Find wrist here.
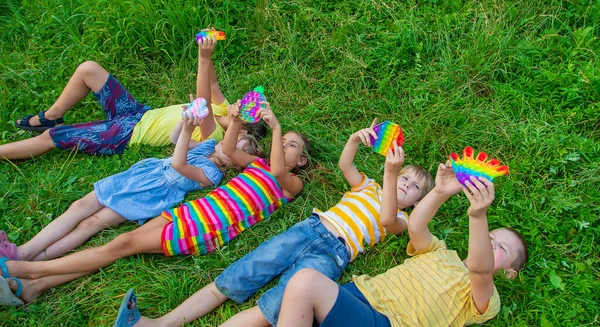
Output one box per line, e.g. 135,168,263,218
432,186,453,198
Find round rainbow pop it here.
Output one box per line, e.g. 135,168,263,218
181,98,209,120
449,146,509,186
239,86,266,124
369,121,405,156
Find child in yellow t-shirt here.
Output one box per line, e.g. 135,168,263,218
276,162,528,327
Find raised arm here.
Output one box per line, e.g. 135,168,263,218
408,162,462,251
339,119,378,187
463,177,496,314
380,143,407,235
259,104,304,197
169,99,201,149
222,101,259,168
195,35,217,141
170,117,214,187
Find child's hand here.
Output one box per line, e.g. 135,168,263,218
433,161,463,196
463,177,495,218
350,118,378,147
227,100,243,121
257,102,280,130
384,143,405,173
197,34,216,58
182,94,204,131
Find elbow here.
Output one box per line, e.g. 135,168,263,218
271,168,287,179
171,161,185,172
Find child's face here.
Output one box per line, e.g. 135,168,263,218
282,132,307,171
395,170,426,209
490,228,522,278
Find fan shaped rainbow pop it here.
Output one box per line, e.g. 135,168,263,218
449,146,509,186
195,28,226,42
239,86,267,124
181,98,209,120
369,121,405,156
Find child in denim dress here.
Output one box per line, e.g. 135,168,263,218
0,37,309,308
109,120,434,327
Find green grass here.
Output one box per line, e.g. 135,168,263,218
1,0,599,325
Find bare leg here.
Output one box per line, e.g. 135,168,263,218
17,61,109,126
17,191,104,260
6,271,91,303
0,129,56,160
4,218,167,279
276,269,339,326
31,207,128,261
134,282,229,327
220,306,270,327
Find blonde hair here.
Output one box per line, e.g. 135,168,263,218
228,135,264,171
399,165,434,202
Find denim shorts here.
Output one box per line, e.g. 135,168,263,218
49,74,151,155
215,214,350,326
320,282,391,327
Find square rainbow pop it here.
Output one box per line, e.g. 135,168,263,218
239,86,266,124
181,98,209,120
449,146,509,186
195,28,226,42
369,121,405,156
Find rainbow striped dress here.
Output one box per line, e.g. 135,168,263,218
160,158,293,256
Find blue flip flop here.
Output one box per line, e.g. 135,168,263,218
114,289,141,327
0,257,11,278
0,277,24,306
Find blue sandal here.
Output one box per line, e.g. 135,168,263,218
0,277,24,306
15,111,64,132
0,257,11,278
114,289,141,327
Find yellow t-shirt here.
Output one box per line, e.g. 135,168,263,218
353,236,501,326
129,101,229,146
314,173,408,261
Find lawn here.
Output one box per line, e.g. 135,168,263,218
0,0,598,326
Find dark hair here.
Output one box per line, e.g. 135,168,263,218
502,227,528,270
398,165,434,202
243,121,267,140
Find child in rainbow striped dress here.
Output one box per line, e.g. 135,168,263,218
0,36,309,306
111,119,435,327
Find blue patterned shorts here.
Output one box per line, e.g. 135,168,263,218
48,74,151,155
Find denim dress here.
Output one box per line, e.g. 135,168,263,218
94,139,223,224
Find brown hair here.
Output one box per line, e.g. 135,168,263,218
502,227,529,270
398,165,434,202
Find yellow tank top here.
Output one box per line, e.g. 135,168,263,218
129,100,229,146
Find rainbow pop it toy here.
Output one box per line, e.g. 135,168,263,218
181,98,209,120
239,86,267,123
369,121,405,156
449,146,509,186
195,28,226,42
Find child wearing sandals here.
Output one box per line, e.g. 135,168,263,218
276,164,528,327
0,80,310,306
0,28,264,160
110,120,434,327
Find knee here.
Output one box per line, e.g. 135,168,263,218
39,130,54,146
286,268,323,296
77,61,101,73
104,232,136,256
75,216,106,234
